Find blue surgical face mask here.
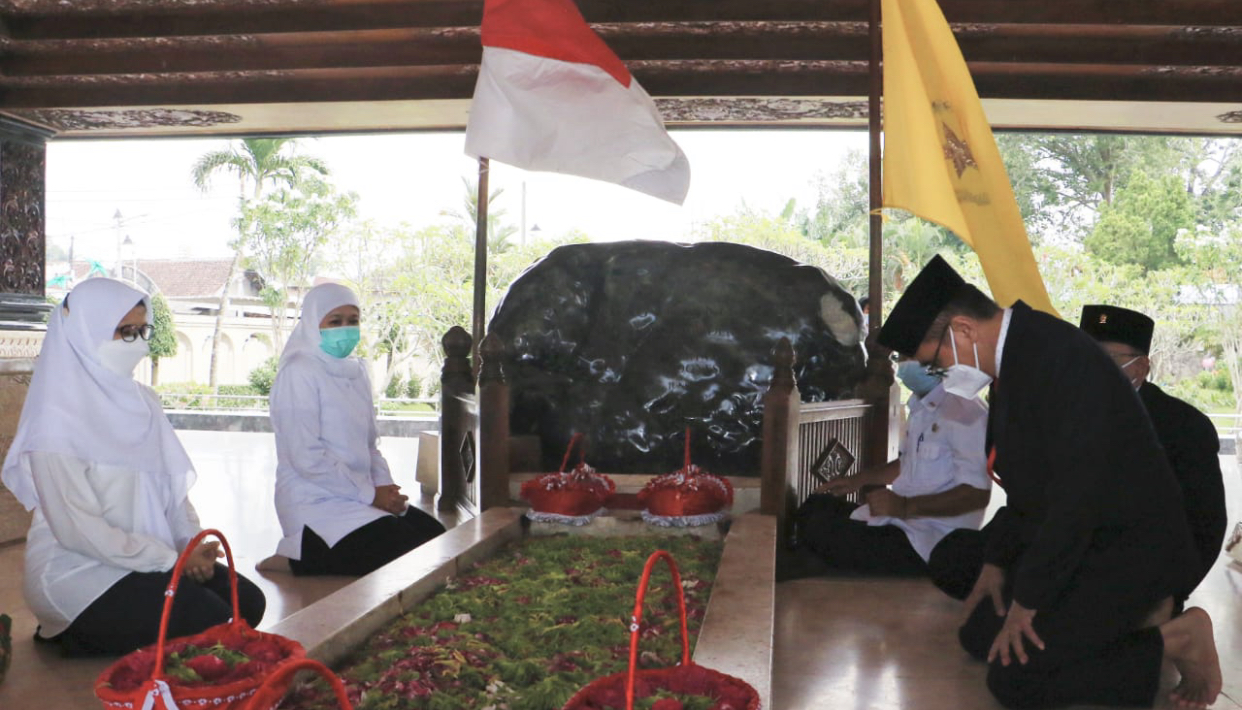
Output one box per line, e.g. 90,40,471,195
320,326,361,359
897,360,942,398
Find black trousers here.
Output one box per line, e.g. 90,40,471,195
48,563,266,657
793,493,928,575
928,527,987,600
957,540,1169,709
290,507,447,576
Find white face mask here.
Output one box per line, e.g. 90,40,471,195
97,338,149,378
941,328,992,399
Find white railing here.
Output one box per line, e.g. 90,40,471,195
1207,413,1241,437
158,392,439,416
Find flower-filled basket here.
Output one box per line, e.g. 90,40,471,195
639,430,733,527
245,658,353,710
95,529,305,710
561,551,760,710
521,433,615,525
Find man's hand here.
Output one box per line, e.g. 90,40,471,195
184,541,222,584
373,484,409,515
960,563,1007,626
988,600,1044,666
816,474,864,496
865,488,908,518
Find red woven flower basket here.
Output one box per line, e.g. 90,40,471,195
639,430,733,527
561,551,760,710
94,529,305,710
245,658,352,710
521,433,616,524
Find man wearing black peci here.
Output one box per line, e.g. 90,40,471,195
1079,304,1227,606
878,255,1221,710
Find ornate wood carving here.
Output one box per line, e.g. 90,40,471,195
808,437,856,490
437,326,474,513
476,332,510,510
0,137,46,297
655,97,868,122
14,108,242,131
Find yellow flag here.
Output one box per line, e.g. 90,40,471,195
881,0,1058,316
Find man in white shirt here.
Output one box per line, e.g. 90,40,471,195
793,360,990,577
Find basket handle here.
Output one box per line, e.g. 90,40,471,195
151,529,242,680
625,551,691,710
244,658,353,710
683,427,691,471
559,432,586,472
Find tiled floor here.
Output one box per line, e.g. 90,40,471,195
774,457,1242,710
0,430,1238,709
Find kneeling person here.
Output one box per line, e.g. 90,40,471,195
795,360,990,576
270,283,446,576
1080,304,1227,603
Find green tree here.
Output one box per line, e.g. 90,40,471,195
440,177,520,255
1176,225,1242,416
190,138,329,388
1083,172,1194,271
796,149,869,247
239,176,360,349
147,292,177,386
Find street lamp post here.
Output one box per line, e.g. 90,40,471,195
113,209,124,278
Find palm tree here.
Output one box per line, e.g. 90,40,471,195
191,138,329,389
440,177,519,255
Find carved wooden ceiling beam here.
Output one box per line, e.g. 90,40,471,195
3,60,1240,109
2,22,1239,78
3,0,1239,40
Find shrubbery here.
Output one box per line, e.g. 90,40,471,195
248,356,280,396
155,383,265,410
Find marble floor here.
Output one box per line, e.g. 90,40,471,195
773,458,1242,710
0,430,1238,709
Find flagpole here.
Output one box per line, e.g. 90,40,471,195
868,0,882,326
473,156,490,376
865,0,892,467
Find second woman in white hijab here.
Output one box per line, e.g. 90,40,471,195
269,283,445,576
1,278,266,655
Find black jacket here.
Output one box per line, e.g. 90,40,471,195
983,302,1196,610
1139,380,1227,592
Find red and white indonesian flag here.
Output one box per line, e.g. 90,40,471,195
464,0,690,205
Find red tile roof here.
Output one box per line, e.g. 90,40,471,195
50,258,237,298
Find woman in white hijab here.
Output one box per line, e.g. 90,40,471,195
1,278,265,655
270,283,444,576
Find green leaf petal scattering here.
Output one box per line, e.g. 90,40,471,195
284,534,723,710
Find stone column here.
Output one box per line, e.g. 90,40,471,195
0,117,54,544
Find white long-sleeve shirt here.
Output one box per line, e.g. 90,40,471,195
851,383,991,561
269,355,394,559
23,450,201,637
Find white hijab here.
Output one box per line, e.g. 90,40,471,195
279,283,364,379
1,277,195,512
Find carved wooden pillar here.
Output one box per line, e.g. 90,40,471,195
437,326,474,513
476,332,510,511
0,117,53,544
858,333,896,469
760,338,800,540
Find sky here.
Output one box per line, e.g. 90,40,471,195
44,129,869,267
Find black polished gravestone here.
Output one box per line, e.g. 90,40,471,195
488,241,867,477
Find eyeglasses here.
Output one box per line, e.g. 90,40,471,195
116,324,155,342
917,323,952,377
